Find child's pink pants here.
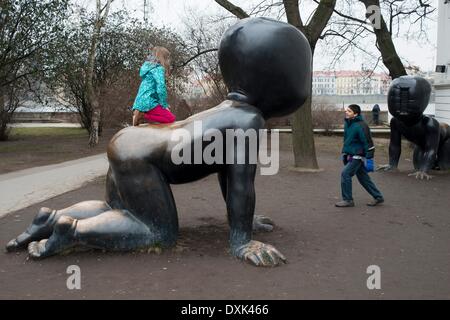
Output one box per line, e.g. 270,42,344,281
144,105,176,123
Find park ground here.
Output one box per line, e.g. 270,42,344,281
0,129,449,299
0,127,117,174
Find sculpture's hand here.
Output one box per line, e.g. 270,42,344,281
408,171,433,180
252,215,274,232
376,164,398,172
233,240,286,267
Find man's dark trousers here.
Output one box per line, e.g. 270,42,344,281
341,159,383,201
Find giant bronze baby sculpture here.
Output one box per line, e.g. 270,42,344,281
379,76,450,179
6,17,312,267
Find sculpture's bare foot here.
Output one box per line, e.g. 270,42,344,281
233,240,286,267
6,207,55,252
252,215,274,232
408,171,433,180
28,216,77,259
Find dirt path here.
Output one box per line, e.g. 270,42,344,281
1,145,449,299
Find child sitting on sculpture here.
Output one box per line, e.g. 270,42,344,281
132,46,176,126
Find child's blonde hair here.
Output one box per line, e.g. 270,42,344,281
152,46,171,77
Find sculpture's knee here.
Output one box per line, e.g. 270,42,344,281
33,207,55,225
437,139,450,170
54,216,77,237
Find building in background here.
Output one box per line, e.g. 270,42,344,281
335,71,360,95
313,70,391,96
312,71,336,95
433,0,450,125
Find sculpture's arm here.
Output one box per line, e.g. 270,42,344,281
419,119,440,173
225,163,285,266
225,163,257,252
388,118,402,169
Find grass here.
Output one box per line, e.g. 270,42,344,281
0,127,90,153
9,127,89,138
0,143,56,153
0,127,118,174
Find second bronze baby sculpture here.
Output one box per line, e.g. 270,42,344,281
380,75,450,179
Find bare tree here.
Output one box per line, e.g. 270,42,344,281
312,102,342,135
86,0,113,147
0,83,21,141
319,0,435,79
362,0,434,78
0,0,69,141
48,9,191,133
181,11,230,107
214,0,336,170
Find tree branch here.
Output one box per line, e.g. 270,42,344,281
214,0,250,19
306,0,336,46
176,48,219,68
283,0,304,29
311,0,368,25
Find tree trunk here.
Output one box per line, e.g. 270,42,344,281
284,0,335,169
0,86,10,141
291,89,319,169
89,109,100,146
360,0,407,79
86,21,101,147
86,0,113,147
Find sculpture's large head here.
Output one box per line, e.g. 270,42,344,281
387,75,431,125
218,17,312,119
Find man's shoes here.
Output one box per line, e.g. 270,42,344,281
335,200,355,207
367,198,384,206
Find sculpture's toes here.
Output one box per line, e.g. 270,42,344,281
28,240,49,259
6,230,41,252
6,237,25,252
408,171,433,180
408,172,418,179
6,240,19,252
253,215,274,232
5,207,55,252
27,216,77,260
234,240,286,267
423,172,433,180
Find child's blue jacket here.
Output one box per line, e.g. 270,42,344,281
132,61,168,112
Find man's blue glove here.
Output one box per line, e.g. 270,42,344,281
342,154,348,165
364,158,374,172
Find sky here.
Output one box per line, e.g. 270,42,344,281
83,0,439,73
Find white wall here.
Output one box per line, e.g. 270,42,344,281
436,1,450,70
435,87,450,125
433,0,450,125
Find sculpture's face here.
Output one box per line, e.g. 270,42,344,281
388,76,431,125
218,17,312,119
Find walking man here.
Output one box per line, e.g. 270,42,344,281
335,104,384,207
